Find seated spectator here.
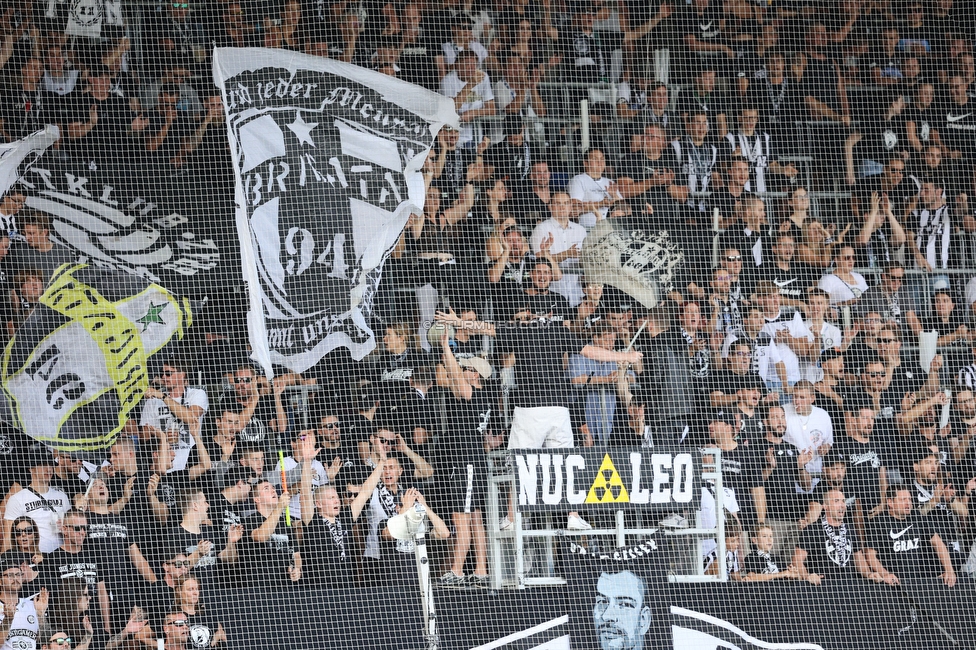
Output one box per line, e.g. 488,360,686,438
710,157,753,229
865,487,957,587
493,56,547,133
45,577,94,650
529,192,586,307
790,488,876,585
616,78,673,134
510,258,572,323
568,148,621,231
4,446,70,554
704,519,743,579
437,16,488,78
818,246,868,305
362,458,450,587
617,124,688,222
439,50,495,148
721,305,788,392
743,524,798,581
802,288,844,381
844,93,910,187
488,118,534,188
511,160,553,227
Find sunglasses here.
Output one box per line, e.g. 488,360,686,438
887,274,904,281
320,422,339,429
726,255,742,261
168,620,188,627
15,527,35,535
172,2,189,7
235,377,252,384
878,337,898,343
167,560,192,568
376,437,397,444
69,525,88,532
49,638,71,645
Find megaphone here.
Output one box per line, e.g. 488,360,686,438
386,502,428,541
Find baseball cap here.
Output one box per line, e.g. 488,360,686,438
821,347,844,362
27,443,56,468
458,356,493,378
222,466,254,490
709,409,738,426
822,448,846,466
0,551,24,574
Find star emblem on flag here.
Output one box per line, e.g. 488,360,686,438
286,111,318,147
136,302,167,331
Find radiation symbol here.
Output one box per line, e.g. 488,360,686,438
585,454,630,504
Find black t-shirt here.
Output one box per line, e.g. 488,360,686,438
941,97,976,156
185,609,223,649
744,549,786,575
168,524,222,586
618,149,683,213
40,547,105,592
746,73,801,136
510,290,573,323
796,518,862,577
679,4,725,47
240,512,297,587
762,439,804,520
761,264,813,305
496,323,585,409
65,93,135,170
904,101,938,150
868,512,941,582
0,426,31,494
105,470,152,545
0,85,50,141
438,387,495,470
85,511,139,590
302,509,356,587
397,28,441,90
833,437,886,510
800,56,841,113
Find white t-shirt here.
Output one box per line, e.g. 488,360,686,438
818,273,869,305
965,276,976,306
567,173,614,230
699,482,740,558
139,387,209,472
1,597,40,650
802,320,844,382
761,312,813,383
783,404,834,475
277,456,328,520
439,70,494,147
4,486,70,553
721,330,783,383
529,218,586,306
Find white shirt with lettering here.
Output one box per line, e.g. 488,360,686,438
1,597,40,650
139,387,209,472
4,486,70,553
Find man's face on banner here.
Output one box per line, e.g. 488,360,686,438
593,571,651,650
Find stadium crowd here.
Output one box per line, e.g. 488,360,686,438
2,0,976,647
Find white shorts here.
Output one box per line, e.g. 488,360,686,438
508,406,574,449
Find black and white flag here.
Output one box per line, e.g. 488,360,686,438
45,0,124,37
0,126,59,233
213,48,457,375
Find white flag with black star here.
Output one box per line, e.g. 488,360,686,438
213,48,457,376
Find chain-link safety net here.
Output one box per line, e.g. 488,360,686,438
0,1,975,649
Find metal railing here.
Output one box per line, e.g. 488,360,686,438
484,448,727,589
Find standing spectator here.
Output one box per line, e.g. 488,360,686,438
240,480,300,588
301,451,384,587
798,22,851,129
510,259,573,323
7,214,75,285
760,233,809,312
857,263,919,332
439,50,495,148
568,148,621,231
570,322,632,445
865,487,957,587
907,179,952,295
3,446,69,554
759,281,814,389
790,488,875,585
40,510,111,634
783,381,834,478
760,404,807,555
0,555,48,650
720,196,768,278
801,288,844,382
530,192,587,307
437,338,495,585
818,246,869,306
941,76,976,161
905,82,940,155
173,576,227,647
0,58,48,142
140,359,209,475
169,490,237,588
513,160,554,226
362,458,450,587
276,431,335,525
746,50,800,148
721,305,789,392
671,111,718,213
45,577,94,650
725,105,798,194
677,66,728,140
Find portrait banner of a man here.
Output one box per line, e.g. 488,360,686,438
565,539,669,649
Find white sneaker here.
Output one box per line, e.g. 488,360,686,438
659,514,689,528
499,516,513,531
567,514,593,531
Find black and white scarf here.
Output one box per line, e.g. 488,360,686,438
323,516,347,560
821,518,854,568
